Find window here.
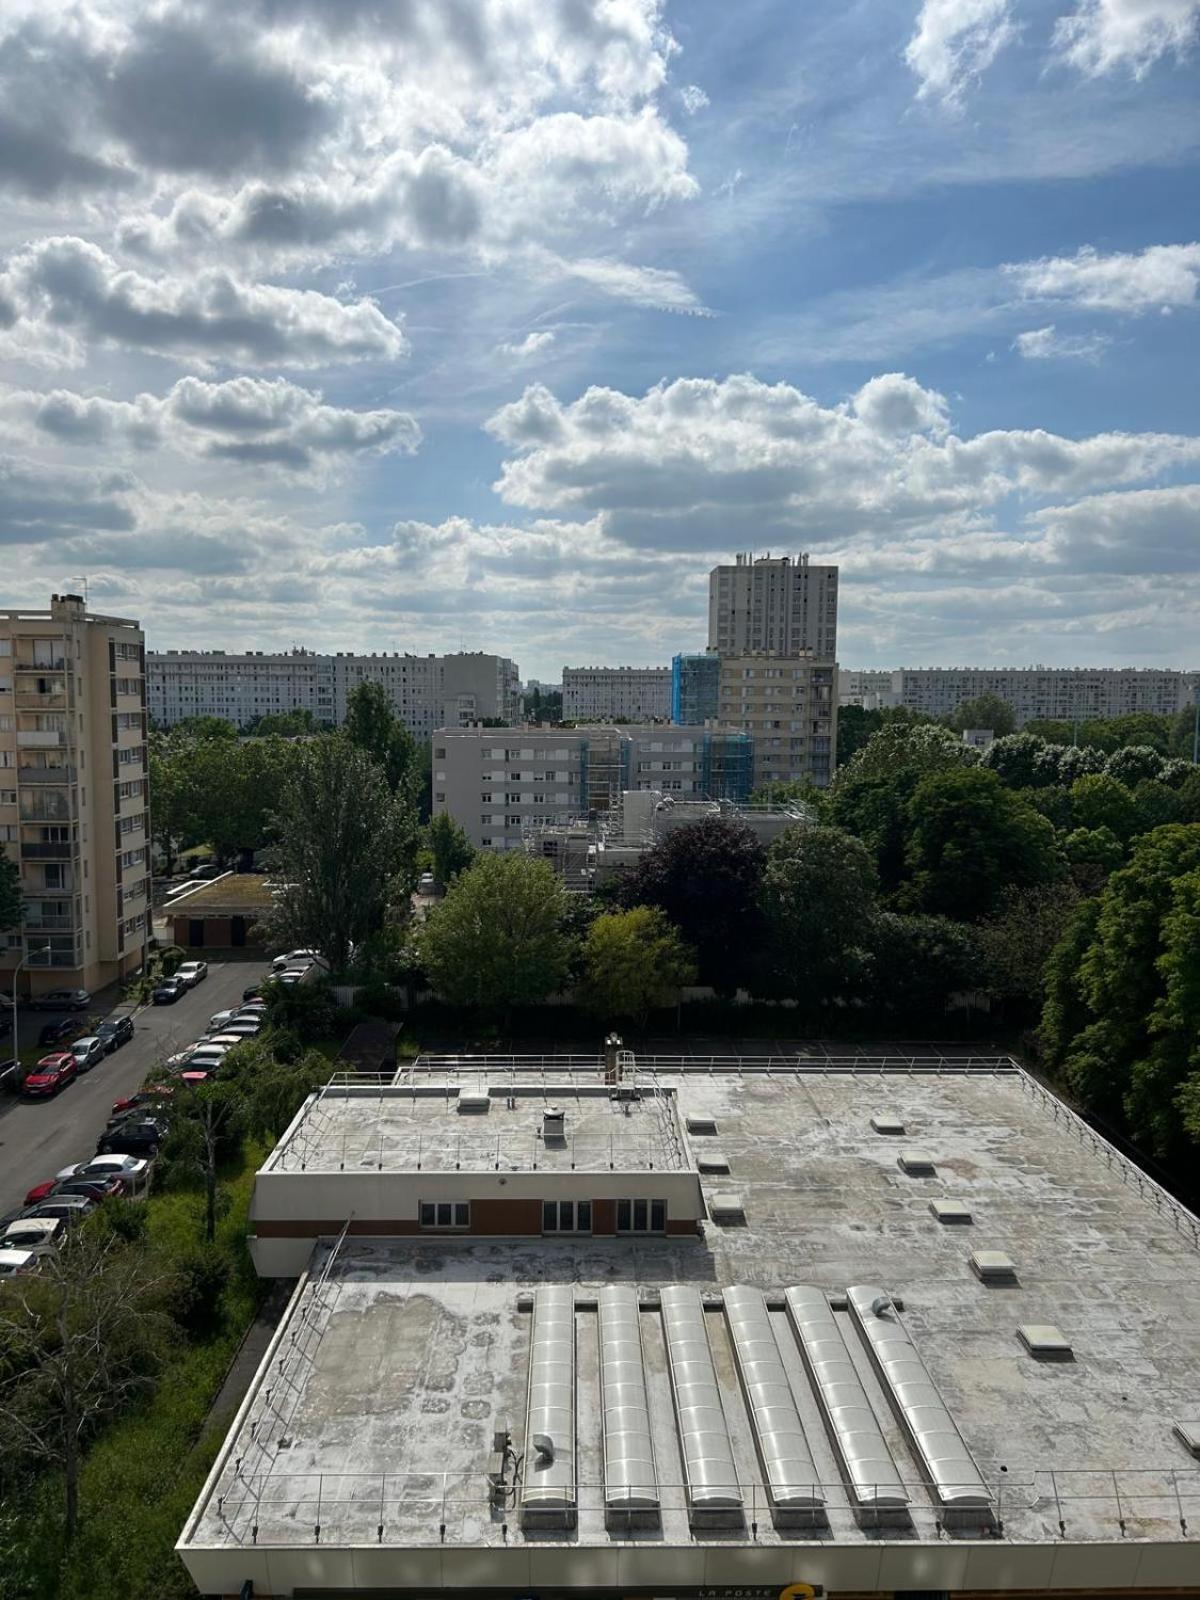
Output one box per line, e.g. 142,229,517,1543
542,1200,592,1233
419,1201,470,1230
616,1198,666,1234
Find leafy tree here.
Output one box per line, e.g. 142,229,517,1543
836,721,977,786
836,704,883,767
159,1080,243,1243
1023,719,1074,744
1062,825,1124,886
1070,773,1139,841
830,772,915,895
1051,743,1106,785
866,912,983,1021
170,715,237,741
950,693,1016,736
344,681,419,796
1160,757,1195,790
428,813,475,886
0,845,21,934
187,734,299,863
1102,713,1173,754
260,735,418,973
244,708,318,736
760,825,878,998
619,818,766,990
1104,745,1165,787
976,882,1082,1007
578,906,696,1024
980,732,1049,788
523,685,563,721
747,777,831,819
900,766,1061,921
1039,896,1103,1070
419,853,572,1011
1132,779,1181,834
1170,706,1200,759
147,732,199,872
1177,770,1200,824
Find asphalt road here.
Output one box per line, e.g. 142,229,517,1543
0,958,267,1221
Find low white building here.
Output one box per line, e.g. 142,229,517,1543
562,665,671,722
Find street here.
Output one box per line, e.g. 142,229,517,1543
0,958,265,1221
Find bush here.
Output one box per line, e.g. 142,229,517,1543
171,1246,231,1341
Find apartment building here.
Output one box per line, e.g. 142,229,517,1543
718,652,836,789
670,652,720,725
562,665,671,723
708,551,838,660
0,595,149,995
837,666,1200,726
433,724,753,850
148,649,521,739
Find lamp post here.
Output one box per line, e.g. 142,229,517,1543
8,942,52,1080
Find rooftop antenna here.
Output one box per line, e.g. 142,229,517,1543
63,574,90,605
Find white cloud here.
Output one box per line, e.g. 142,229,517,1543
905,0,1016,103
1013,324,1111,361
0,236,407,368
1005,241,1200,312
1054,0,1200,77
679,83,709,113
497,331,556,361
544,253,708,313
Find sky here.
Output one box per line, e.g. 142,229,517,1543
1,0,1198,680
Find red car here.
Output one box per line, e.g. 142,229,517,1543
110,1084,175,1117
21,1052,78,1098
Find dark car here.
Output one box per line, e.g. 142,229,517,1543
152,979,185,1005
110,1084,174,1117
96,1119,166,1157
29,988,92,1012
51,1175,125,1204
242,983,262,1001
96,1014,135,1052
21,1053,78,1097
38,1016,87,1048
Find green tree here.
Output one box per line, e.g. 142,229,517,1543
976,882,1082,1008
159,1081,243,1244
1070,773,1139,841
901,766,1061,921
419,853,572,1011
187,734,299,863
260,735,418,973
747,777,831,818
428,813,475,886
950,693,1016,736
244,708,318,736
0,845,21,934
578,906,696,1024
344,681,419,796
866,912,983,1022
836,720,978,786
760,825,878,998
1062,825,1124,886
980,732,1049,788
620,818,766,990
1104,745,1165,787
830,773,915,895
170,715,237,741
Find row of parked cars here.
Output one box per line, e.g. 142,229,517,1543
20,1010,136,1099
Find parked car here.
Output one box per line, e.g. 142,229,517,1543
272,948,319,970
110,1085,174,1117
23,1178,59,1207
185,1047,230,1072
21,1053,78,1097
70,1036,106,1073
29,988,91,1012
221,1020,262,1038
96,1119,166,1157
0,1216,63,1252
418,872,436,893
57,1155,151,1194
38,1016,87,1047
52,1175,125,1204
176,960,208,987
242,983,262,1001
208,1009,237,1031
95,1013,135,1052
23,1195,95,1225
152,978,185,1005
0,1248,45,1278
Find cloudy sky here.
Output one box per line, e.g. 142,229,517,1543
2,0,1198,677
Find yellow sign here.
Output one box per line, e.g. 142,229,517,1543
779,1586,819,1600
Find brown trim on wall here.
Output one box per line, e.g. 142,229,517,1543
666,1218,700,1235
591,1198,616,1235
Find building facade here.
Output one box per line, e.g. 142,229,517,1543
670,651,720,725
433,724,754,850
148,649,520,739
837,666,1199,726
0,595,149,995
708,552,838,660
562,666,670,722
717,653,836,789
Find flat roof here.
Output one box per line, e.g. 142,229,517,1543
165,873,274,914
184,1061,1200,1577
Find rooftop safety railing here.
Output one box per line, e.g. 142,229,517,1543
197,1463,1200,1549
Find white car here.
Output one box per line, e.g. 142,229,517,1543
272,948,319,971
57,1154,152,1194
221,1020,262,1037
176,960,208,987
0,1247,45,1277
0,1217,63,1252
202,1033,244,1050
208,1009,237,1032
185,1046,230,1070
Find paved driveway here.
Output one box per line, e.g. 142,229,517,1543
0,958,267,1220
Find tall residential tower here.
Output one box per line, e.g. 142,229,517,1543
708,552,838,660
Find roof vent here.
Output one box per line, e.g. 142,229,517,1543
708,1192,744,1223
898,1150,936,1175
930,1200,972,1224
970,1249,1017,1283
542,1105,565,1139
1173,1421,1200,1459
696,1151,730,1174
686,1114,718,1135
457,1088,490,1113
871,1111,906,1135
1018,1324,1073,1360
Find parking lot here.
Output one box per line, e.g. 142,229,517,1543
0,959,262,1222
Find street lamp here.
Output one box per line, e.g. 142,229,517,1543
7,943,52,1080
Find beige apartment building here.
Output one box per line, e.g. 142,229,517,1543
718,652,837,788
708,551,839,660
0,595,149,996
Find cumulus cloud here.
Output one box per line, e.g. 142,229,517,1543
485,371,1200,550
905,0,1016,103
1029,481,1200,571
0,237,407,368
0,375,419,473
1005,242,1200,312
497,331,556,361
1054,0,1199,77
1013,324,1111,361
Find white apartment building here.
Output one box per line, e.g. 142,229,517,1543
717,653,837,789
838,666,1199,726
433,724,754,850
708,551,838,660
148,649,520,740
562,666,671,722
0,595,149,995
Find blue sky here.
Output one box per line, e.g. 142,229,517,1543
0,0,1197,679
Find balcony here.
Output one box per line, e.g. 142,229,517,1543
20,841,75,860
14,653,67,672
18,766,76,785
17,729,68,748
14,690,67,711
19,794,74,823
21,913,78,933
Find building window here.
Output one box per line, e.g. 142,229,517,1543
419,1201,470,1230
542,1200,592,1233
616,1198,666,1234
